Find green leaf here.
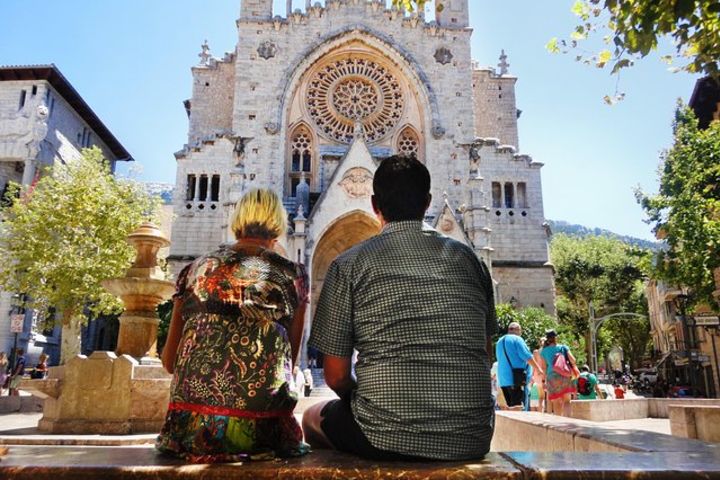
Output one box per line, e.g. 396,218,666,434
546,37,560,54
597,49,612,67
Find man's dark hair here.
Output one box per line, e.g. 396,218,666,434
17,348,24,355
372,155,431,221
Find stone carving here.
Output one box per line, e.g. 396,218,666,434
264,122,280,135
258,41,278,60
306,57,405,144
434,47,453,65
498,49,510,75
397,127,419,157
339,167,374,199
198,40,211,66
432,123,446,139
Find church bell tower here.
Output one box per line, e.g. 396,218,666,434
435,0,469,28
240,0,273,21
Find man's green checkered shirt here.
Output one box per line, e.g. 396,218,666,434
309,220,497,460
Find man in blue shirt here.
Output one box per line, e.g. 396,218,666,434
496,322,543,408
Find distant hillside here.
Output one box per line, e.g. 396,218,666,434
144,183,174,205
548,220,662,251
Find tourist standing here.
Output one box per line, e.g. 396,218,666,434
0,352,8,396
576,365,603,400
303,156,498,460
157,189,310,462
30,353,49,379
540,331,577,416
8,348,26,396
495,322,544,409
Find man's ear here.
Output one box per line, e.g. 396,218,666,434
371,195,379,215
425,193,432,212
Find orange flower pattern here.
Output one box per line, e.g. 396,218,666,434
156,245,309,462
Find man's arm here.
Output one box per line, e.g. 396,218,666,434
528,355,544,377
323,354,357,401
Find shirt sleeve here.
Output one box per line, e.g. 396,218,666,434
516,338,533,363
308,259,354,358
474,255,498,338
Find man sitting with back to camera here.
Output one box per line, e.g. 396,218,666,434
302,155,498,461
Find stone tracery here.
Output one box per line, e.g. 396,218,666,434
306,57,405,144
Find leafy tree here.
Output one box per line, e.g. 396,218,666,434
550,234,652,368
549,0,720,102
636,104,720,309
494,303,585,364
0,148,159,364
495,303,559,351
156,299,173,355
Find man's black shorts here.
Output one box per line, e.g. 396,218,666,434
319,398,428,461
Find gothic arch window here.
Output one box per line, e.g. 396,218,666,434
287,124,315,196
396,126,421,160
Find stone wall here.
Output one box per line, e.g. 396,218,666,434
472,68,519,149
188,57,236,144
493,265,555,313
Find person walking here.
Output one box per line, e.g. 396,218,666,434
495,322,544,409
576,365,603,400
157,188,310,463
539,331,577,416
8,348,26,396
530,342,546,412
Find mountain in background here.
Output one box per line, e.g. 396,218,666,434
144,182,174,204
547,220,662,251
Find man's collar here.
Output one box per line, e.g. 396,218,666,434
381,220,425,234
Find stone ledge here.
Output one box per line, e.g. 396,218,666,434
1,446,720,480
493,411,720,454
0,447,521,480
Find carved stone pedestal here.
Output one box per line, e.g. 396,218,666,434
23,351,170,434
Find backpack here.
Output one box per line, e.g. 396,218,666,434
552,348,573,377
577,374,592,396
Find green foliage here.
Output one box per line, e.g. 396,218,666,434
550,234,652,367
391,0,439,13
495,303,560,351
0,148,160,328
550,0,720,101
156,299,173,354
636,104,720,309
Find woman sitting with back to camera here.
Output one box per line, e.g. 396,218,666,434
157,188,310,463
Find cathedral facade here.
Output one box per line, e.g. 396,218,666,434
168,0,555,335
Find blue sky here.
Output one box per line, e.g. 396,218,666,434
0,1,698,240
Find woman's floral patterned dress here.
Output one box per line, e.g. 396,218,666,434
156,245,310,463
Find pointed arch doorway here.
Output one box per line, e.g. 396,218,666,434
305,211,380,366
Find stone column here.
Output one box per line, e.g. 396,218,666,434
21,159,36,186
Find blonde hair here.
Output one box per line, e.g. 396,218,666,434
231,188,287,240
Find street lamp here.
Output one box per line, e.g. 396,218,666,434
674,292,696,393
588,303,647,374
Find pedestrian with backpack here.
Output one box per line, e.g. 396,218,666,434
577,365,603,400
539,330,578,416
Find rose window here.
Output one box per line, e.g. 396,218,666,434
332,79,379,120
306,58,405,143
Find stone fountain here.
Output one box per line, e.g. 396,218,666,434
22,223,175,434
